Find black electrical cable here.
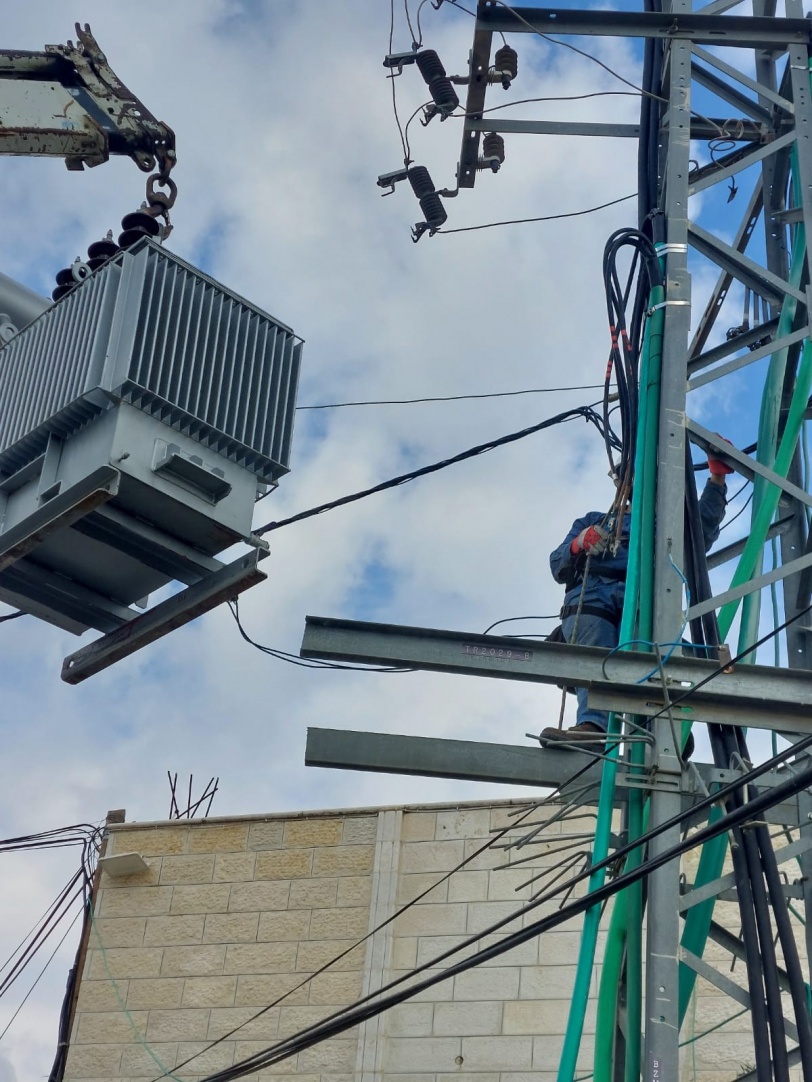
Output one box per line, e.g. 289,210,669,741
255,403,614,537
193,727,812,1082
684,480,771,1082
436,193,636,234
229,600,411,673
155,756,603,1081
599,228,663,525
493,0,665,101
388,0,408,161
0,905,83,1045
230,749,812,1079
0,610,23,623
482,615,559,634
295,384,604,409
683,462,807,1082
193,737,812,1082
718,490,753,532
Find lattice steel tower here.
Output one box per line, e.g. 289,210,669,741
303,2,812,1080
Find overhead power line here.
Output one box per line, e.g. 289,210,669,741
437,193,636,234
295,384,604,410
255,401,610,536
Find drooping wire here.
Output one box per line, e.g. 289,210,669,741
229,599,411,673
683,456,812,1082
600,228,664,538
482,615,559,634
155,616,812,1082
388,0,409,161
492,0,666,101
437,193,636,234
255,402,614,537
0,907,83,1044
295,384,604,410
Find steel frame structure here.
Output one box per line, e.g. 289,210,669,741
303,2,812,1080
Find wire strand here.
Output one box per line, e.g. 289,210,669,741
296,385,604,410
255,402,608,536
437,193,636,234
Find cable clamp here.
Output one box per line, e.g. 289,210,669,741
655,243,688,255
647,299,690,315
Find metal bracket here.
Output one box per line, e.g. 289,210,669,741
0,465,119,572
61,549,267,683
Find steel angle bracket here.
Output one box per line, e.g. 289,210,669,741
457,2,495,189
301,616,812,733
61,549,267,683
0,465,120,571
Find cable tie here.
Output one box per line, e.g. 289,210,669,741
647,299,690,315
654,243,688,255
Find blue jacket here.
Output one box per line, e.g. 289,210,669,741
549,479,727,619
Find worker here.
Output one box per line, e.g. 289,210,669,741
540,450,732,748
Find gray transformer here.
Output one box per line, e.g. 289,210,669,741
0,239,303,680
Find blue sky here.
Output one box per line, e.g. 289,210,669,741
0,1,798,1077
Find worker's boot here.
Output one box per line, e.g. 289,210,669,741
539,722,605,749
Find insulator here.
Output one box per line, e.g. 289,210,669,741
417,190,448,230
118,209,161,250
86,230,120,272
407,167,447,234
491,44,518,88
415,49,447,82
478,132,506,172
427,75,459,117
407,166,435,200
52,257,91,302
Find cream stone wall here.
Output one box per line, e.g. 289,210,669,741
64,800,761,1082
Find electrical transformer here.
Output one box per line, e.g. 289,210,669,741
0,238,302,681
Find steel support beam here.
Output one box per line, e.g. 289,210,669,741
304,728,805,826
476,6,812,45
300,617,812,731
688,219,805,303
0,465,120,572
687,417,812,504
687,326,807,389
463,118,765,141
61,550,266,683
305,726,605,791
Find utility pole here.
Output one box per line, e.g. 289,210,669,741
303,2,812,1080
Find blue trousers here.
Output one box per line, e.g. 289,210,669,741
561,612,619,731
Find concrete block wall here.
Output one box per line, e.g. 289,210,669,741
63,800,762,1082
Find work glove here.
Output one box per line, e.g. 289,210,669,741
708,434,735,476
570,524,609,556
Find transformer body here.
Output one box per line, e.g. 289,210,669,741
0,239,302,637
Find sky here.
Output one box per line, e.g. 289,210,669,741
0,1,783,1077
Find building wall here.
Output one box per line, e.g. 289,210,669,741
64,800,755,1082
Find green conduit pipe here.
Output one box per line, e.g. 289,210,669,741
737,215,804,649
718,337,812,635
592,283,664,1082
676,336,812,1021
677,142,809,1022
557,300,659,1082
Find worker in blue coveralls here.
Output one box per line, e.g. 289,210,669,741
540,451,732,748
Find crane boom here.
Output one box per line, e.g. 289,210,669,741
0,22,174,173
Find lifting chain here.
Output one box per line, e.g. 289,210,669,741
144,151,178,239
